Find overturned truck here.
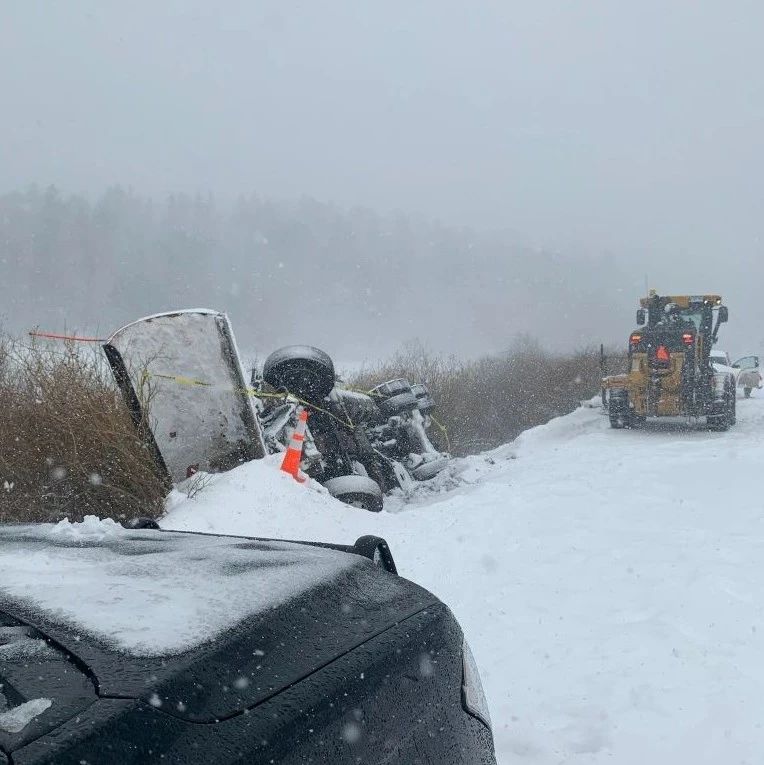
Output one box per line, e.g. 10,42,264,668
103,310,449,513
257,345,450,512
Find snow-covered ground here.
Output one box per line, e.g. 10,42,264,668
163,395,764,765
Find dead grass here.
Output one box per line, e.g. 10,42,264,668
0,334,166,523
0,331,626,524
349,339,626,456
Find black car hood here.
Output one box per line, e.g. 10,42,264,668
0,613,98,754
0,526,436,742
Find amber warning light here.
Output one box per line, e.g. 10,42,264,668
656,346,671,362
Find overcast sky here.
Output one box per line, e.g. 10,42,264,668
2,1,763,352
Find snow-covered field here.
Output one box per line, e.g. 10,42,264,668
163,395,764,765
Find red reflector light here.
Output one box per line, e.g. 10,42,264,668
682,332,694,345
656,345,670,362
630,334,642,345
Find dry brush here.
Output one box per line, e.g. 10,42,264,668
0,335,165,523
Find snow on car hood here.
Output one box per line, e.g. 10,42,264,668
0,518,361,657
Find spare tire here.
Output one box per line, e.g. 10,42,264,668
263,345,335,403
323,475,384,512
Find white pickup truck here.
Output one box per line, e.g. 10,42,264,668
710,351,763,397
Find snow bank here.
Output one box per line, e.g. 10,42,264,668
164,454,376,540
48,515,127,540
163,396,764,765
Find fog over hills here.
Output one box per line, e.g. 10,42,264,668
2,2,763,358
0,187,640,360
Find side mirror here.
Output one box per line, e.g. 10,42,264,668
718,306,729,323
636,309,646,325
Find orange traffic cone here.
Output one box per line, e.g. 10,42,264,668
280,407,309,483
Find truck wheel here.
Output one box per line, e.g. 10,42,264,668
370,378,411,398
323,475,384,512
263,346,335,403
707,405,730,432
369,379,419,417
609,413,630,429
411,383,437,415
411,456,450,481
378,391,419,417
708,379,734,431
608,391,630,429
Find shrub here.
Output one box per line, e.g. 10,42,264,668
0,332,626,524
0,335,166,523
349,339,626,456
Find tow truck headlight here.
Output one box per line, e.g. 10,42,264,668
462,640,492,729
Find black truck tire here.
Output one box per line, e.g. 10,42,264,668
378,391,419,417
709,379,736,430
608,390,630,429
370,379,412,399
411,383,437,415
707,414,730,432
263,346,335,403
707,387,732,431
370,379,419,417
412,456,450,481
323,475,384,512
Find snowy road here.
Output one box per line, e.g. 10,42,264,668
164,395,764,764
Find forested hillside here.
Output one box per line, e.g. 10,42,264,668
1,186,632,358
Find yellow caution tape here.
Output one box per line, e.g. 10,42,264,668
141,372,356,430
429,414,452,453
153,373,213,388
140,372,449,444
